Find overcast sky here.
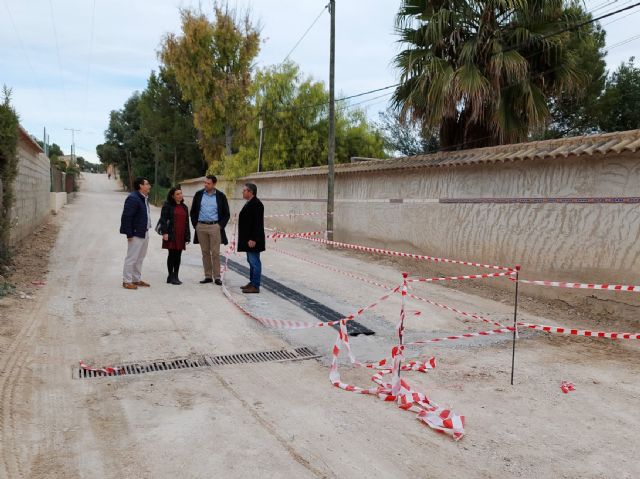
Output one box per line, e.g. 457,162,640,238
2,0,639,164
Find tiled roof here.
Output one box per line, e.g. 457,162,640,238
242,129,640,180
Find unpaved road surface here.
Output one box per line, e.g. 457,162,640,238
0,173,639,478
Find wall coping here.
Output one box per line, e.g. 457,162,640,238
236,129,640,180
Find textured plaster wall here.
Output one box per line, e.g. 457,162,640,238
181,153,640,311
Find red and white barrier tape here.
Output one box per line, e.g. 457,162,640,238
266,231,324,240
515,278,640,292
407,292,506,328
295,236,513,271
407,270,515,283
221,252,465,439
402,327,516,346
264,212,324,219
517,322,640,340
328,276,465,440
220,257,400,330
272,244,506,328
79,360,123,375
400,320,640,344
271,246,394,290
270,243,639,342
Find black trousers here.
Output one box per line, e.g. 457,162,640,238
167,249,183,276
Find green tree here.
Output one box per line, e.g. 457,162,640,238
75,157,103,173
97,93,153,190
225,62,386,178
36,140,67,169
138,69,205,184
0,85,19,259
393,0,590,149
543,4,606,138
596,58,640,132
337,109,386,161
160,3,260,172
377,106,439,156
47,143,64,159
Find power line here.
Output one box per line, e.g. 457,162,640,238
501,1,640,54
603,3,640,25
336,91,393,113
48,0,68,101
258,2,638,120
2,0,49,107
259,83,399,118
607,32,640,49
588,0,621,14
281,4,329,64
84,0,97,120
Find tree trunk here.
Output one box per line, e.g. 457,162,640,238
224,125,233,156
439,117,462,150
173,146,177,185
126,151,133,191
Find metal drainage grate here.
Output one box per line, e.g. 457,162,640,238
74,347,319,379
205,347,319,366
74,356,208,379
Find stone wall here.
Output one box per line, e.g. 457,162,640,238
9,131,51,246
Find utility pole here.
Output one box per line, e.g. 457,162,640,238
257,119,264,173
64,127,80,164
327,0,336,242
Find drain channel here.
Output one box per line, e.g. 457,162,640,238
223,256,375,336
74,347,319,379
206,347,318,365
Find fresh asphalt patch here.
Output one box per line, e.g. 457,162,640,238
223,256,375,337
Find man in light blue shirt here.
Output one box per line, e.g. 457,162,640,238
189,175,230,284
198,187,218,223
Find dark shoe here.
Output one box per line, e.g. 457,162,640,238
242,285,259,294
241,282,252,290
214,279,222,285
171,277,182,285
167,274,173,284
199,278,213,284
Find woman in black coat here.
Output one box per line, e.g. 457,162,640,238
159,186,191,285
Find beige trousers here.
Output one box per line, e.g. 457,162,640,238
196,223,221,280
123,233,149,283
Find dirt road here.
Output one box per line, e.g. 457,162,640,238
0,173,638,478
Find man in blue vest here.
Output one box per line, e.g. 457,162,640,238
119,177,152,290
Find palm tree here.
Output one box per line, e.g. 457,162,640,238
393,0,589,150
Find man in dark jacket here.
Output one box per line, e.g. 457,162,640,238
237,182,265,294
189,175,230,285
119,177,152,290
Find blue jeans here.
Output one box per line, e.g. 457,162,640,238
246,252,261,288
